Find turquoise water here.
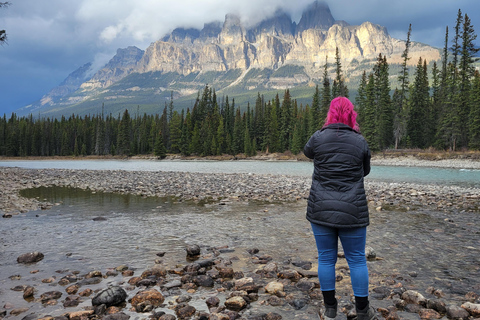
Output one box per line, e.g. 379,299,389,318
0,159,479,187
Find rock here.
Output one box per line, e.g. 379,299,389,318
263,262,278,273
225,296,247,311
9,308,29,316
446,305,470,320
163,279,182,289
401,290,427,306
206,296,220,308
265,313,282,320
234,277,258,293
426,299,446,314
365,246,376,260
141,265,167,279
186,244,201,257
68,310,94,320
86,270,102,278
65,284,79,295
130,288,165,308
265,281,284,295
418,308,441,319
209,313,230,320
461,302,480,317
195,274,214,287
17,252,44,264
291,260,312,270
159,314,176,320
174,303,196,319
91,286,128,307
216,266,234,278
40,291,62,302
79,288,93,296
277,270,301,281
295,279,315,292
92,216,107,221
23,286,35,299
103,312,130,320
136,278,157,287
63,296,81,307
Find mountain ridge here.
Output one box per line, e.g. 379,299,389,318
18,1,441,117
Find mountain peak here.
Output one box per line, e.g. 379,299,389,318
296,0,335,33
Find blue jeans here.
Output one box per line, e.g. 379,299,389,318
311,223,369,297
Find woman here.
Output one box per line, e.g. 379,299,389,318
303,97,377,320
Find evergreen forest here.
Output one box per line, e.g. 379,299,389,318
0,10,479,157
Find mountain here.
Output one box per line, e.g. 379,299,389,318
18,1,441,117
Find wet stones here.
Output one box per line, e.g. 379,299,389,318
130,288,165,309
91,286,127,307
461,302,480,317
186,244,201,259
224,296,247,311
17,251,44,264
265,281,284,295
40,291,62,303
446,305,470,319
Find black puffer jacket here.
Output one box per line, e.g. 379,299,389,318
304,123,371,228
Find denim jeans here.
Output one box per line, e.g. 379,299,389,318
311,223,369,297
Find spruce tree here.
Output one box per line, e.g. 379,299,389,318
459,13,480,147
320,56,331,127
407,57,430,148
309,85,321,135
375,55,393,149
362,74,377,150
395,24,412,149
154,132,167,158
355,71,367,126
469,71,480,149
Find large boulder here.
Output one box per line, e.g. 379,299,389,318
92,286,128,307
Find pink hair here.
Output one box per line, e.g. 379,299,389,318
323,97,359,131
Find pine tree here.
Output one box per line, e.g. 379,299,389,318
361,74,377,149
459,13,480,147
332,47,348,98
469,71,480,149
355,71,367,125
320,56,331,127
169,111,182,153
116,109,131,155
154,132,167,158
395,24,412,149
280,89,293,152
407,57,430,148
375,55,393,149
309,85,321,135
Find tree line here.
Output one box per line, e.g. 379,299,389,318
0,9,479,157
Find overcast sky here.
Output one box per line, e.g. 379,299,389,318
1,0,479,115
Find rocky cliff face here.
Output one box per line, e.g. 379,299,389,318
80,46,144,90
21,0,442,116
133,2,439,79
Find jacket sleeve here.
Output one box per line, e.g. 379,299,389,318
363,144,371,177
303,135,315,159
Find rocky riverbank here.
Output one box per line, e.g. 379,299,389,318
1,166,479,217
1,165,480,319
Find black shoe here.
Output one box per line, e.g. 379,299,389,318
356,305,378,320
322,300,337,320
